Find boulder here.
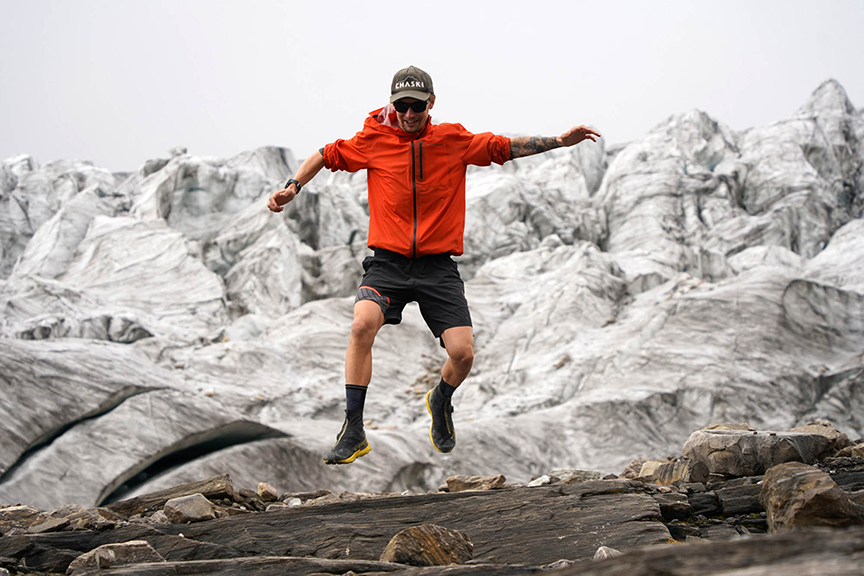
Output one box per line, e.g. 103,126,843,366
760,461,864,533
379,523,473,566
787,421,851,453
66,540,165,575
257,483,278,503
163,494,216,524
682,429,832,476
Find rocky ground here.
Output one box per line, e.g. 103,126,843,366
1,422,862,575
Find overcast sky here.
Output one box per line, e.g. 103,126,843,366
3,0,863,173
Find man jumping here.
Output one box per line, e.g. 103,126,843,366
268,65,600,464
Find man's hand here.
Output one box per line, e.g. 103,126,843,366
558,125,601,147
267,186,297,213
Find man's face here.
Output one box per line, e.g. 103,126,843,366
394,95,435,133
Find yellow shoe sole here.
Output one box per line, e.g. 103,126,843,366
324,442,371,465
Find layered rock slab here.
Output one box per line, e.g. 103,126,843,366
556,526,864,576
154,480,669,566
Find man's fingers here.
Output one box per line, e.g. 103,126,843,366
267,188,298,213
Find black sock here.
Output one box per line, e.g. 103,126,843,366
345,385,368,412
437,378,457,399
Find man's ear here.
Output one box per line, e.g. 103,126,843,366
428,95,436,109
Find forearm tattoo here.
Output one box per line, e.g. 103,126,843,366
509,136,561,159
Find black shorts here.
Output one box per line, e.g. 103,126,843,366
355,248,472,341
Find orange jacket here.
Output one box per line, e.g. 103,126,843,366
322,107,511,257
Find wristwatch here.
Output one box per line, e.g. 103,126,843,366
285,178,302,193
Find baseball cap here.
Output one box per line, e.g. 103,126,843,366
390,66,434,103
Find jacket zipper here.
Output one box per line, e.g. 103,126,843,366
411,141,419,257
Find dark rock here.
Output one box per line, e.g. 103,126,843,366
651,493,691,520
0,524,246,573
716,483,763,515
665,521,701,541
237,488,261,501
65,507,120,531
256,483,278,503
709,475,763,490
730,514,768,533
156,481,669,566
687,492,721,517
553,526,864,576
25,546,82,573
26,516,69,534
66,539,165,575
682,429,832,476
235,488,267,511
106,474,234,518
828,469,864,493
787,421,851,455
680,483,706,493
78,557,550,575
74,556,409,576
164,493,216,524
760,462,864,533
697,522,743,540
379,524,473,566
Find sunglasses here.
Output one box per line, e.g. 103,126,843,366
393,99,429,113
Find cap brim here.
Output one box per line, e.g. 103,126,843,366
390,90,432,103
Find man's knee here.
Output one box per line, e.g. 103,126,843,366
448,343,475,372
350,302,384,345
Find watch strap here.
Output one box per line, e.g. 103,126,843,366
285,178,302,193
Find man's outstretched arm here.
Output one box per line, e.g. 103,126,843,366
509,125,601,160
267,150,326,213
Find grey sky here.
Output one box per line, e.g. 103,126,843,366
2,0,863,173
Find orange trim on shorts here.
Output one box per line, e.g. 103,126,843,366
360,285,390,305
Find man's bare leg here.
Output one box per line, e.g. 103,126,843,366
345,300,386,386
324,300,385,465
426,326,474,453
440,326,475,387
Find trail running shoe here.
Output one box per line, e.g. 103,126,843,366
323,409,370,464
426,387,456,453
